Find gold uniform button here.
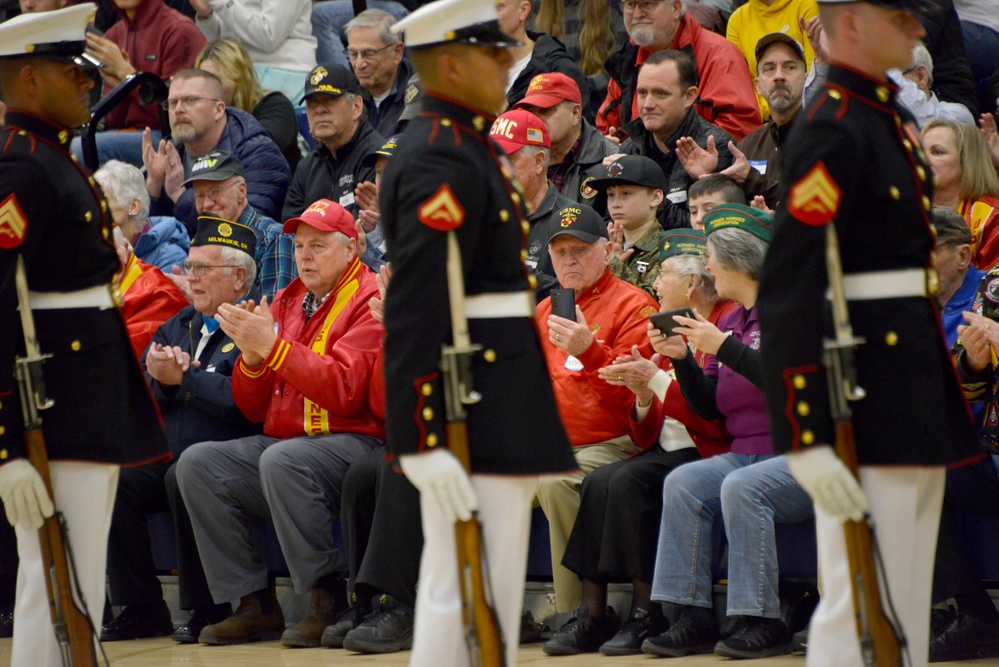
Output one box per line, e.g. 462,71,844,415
472,116,486,131
902,139,912,151
88,177,96,186
792,374,806,390
421,382,433,397
927,269,939,296
521,220,530,234
426,433,439,447
0,426,4,436
511,192,521,205
440,119,452,127
111,285,123,307
102,228,109,240
876,86,889,103
828,89,842,100
796,401,810,417
801,430,815,445
885,331,899,346
528,274,538,289
70,153,78,162
917,166,926,181
58,130,69,144
923,195,931,211
0,449,7,461
101,200,108,212
520,249,528,262
422,407,434,421
70,340,82,352
17,130,27,136
499,210,509,222
84,211,92,222
889,186,900,200
483,349,496,363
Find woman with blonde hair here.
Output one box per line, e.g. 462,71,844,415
195,38,302,172
924,119,999,271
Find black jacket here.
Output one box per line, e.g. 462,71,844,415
918,0,980,118
282,120,384,220
507,31,592,120
363,58,414,137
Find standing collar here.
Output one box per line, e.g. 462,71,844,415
826,63,899,111
3,110,77,150
419,94,497,137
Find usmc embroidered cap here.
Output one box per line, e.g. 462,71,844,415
300,64,361,103
0,4,103,70
283,199,358,240
588,155,668,194
192,215,257,257
391,0,521,49
659,228,707,259
547,204,609,245
489,109,551,155
183,150,244,186
513,72,582,109
703,204,773,243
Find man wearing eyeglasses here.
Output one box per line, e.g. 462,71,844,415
101,214,262,644
281,64,384,225
597,0,761,143
344,9,413,137
142,68,291,236
185,149,296,299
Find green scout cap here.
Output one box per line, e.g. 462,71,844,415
703,204,773,243
658,228,707,259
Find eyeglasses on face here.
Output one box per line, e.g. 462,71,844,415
621,0,665,13
180,262,241,277
194,181,240,205
347,44,394,62
160,96,220,111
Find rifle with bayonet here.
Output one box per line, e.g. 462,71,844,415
14,255,100,667
822,225,905,667
440,231,505,667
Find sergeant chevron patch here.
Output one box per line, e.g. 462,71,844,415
0,193,28,249
787,161,841,226
418,183,465,231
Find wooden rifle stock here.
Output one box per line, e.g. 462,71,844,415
447,421,504,667
23,427,98,667
833,421,902,667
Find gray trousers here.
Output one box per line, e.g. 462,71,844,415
176,433,380,603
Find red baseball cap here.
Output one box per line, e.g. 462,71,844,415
283,199,358,240
513,72,581,109
489,109,551,155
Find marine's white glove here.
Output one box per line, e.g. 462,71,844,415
786,446,868,522
0,459,54,530
399,449,478,524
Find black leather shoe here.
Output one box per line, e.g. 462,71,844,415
321,603,369,648
519,610,548,644
600,607,666,656
641,605,718,657
792,626,809,653
714,616,793,659
930,610,999,662
342,594,414,654
100,602,174,642
542,604,620,656
173,603,232,644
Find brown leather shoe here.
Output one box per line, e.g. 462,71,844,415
281,586,339,648
199,587,285,646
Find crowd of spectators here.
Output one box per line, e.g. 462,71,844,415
1,0,999,661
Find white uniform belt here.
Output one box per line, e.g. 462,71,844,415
464,292,535,319
26,285,115,310
829,268,936,301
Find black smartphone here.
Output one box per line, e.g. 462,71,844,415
650,307,695,337
550,288,576,321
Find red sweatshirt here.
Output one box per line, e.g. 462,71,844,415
537,269,659,446
232,258,385,440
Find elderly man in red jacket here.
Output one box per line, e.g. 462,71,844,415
175,198,383,648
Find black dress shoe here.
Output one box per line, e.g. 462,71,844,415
714,616,793,659
519,610,548,644
342,594,414,654
173,603,232,644
0,600,13,639
320,603,369,648
930,610,999,662
542,604,619,656
641,605,718,657
600,607,666,656
792,626,809,653
100,602,174,642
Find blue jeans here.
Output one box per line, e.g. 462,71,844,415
311,0,409,68
651,453,813,618
70,129,160,169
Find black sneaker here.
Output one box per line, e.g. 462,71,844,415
641,605,718,657
714,616,793,659
321,603,369,648
792,626,809,653
600,607,667,656
173,603,231,644
929,610,999,662
100,602,174,642
342,594,414,654
542,604,619,656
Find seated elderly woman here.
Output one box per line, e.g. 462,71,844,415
541,229,735,657
94,160,190,273
922,118,999,271
641,205,813,660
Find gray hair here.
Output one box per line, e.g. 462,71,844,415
344,9,401,45
661,253,717,301
219,245,257,287
911,43,933,86
513,144,550,169
93,160,150,222
706,228,769,280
